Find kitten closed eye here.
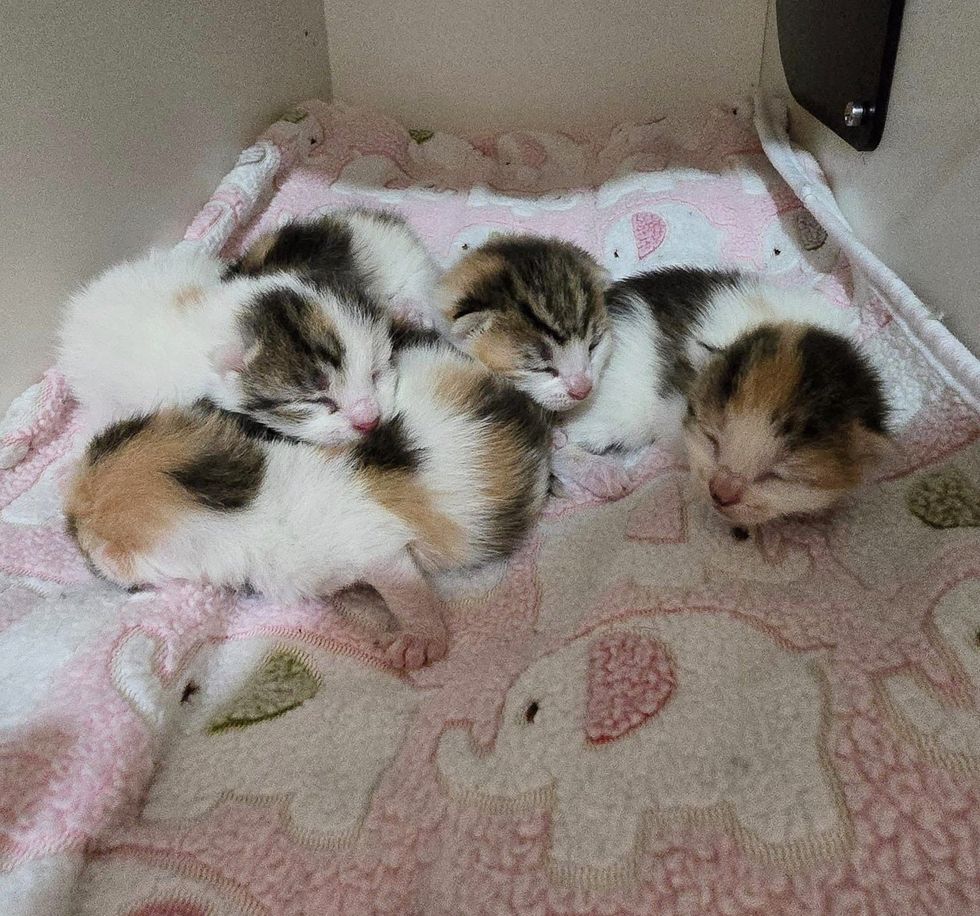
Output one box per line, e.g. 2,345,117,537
305,395,338,411
437,234,609,413
685,319,889,526
756,469,789,483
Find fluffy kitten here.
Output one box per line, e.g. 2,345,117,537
436,235,611,411
685,322,889,527
64,339,552,668
227,207,441,324
59,247,395,444
556,268,889,523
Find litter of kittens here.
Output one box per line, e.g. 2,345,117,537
1,96,979,914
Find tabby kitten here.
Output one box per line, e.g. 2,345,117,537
436,235,611,411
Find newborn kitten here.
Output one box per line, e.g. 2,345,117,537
59,247,395,444
436,234,611,411
685,322,889,527
556,268,888,523
227,207,441,326
65,338,552,669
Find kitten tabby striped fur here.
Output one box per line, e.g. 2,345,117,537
227,207,441,326
436,235,611,411
58,247,395,445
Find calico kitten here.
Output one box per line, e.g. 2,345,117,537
436,235,611,411
556,268,889,523
685,322,889,527
227,207,441,325
64,338,552,669
59,247,395,445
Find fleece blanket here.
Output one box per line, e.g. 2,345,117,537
1,96,979,915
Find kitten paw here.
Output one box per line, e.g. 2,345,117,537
383,627,448,670
552,449,633,501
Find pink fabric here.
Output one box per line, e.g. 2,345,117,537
0,98,978,915
585,632,677,744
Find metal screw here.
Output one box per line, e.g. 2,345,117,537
844,101,874,128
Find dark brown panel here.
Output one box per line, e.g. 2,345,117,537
776,0,906,151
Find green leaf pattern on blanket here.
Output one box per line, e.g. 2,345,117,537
408,128,435,144
906,466,980,529
207,649,320,734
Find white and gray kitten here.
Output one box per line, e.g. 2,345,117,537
227,207,441,328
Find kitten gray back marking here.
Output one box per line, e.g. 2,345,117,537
607,267,742,397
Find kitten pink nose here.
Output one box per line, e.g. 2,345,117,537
564,373,593,401
348,399,380,432
709,470,744,507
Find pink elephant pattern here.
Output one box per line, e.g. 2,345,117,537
0,98,977,915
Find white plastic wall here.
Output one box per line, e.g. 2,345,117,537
0,0,330,409
322,0,769,134
3,0,977,413
761,0,980,355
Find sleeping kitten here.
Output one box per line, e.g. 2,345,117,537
227,207,441,326
436,234,611,411
59,247,395,444
685,322,889,527
64,338,552,669
556,268,889,523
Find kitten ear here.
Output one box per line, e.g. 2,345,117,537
450,309,494,341
209,339,261,379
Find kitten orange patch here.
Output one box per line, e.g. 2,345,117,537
237,231,279,272
65,414,199,583
729,326,803,416
355,466,467,569
440,249,507,304
173,285,206,310
433,362,490,408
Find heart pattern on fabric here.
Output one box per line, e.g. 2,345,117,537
586,631,677,744
795,209,828,251
631,211,668,259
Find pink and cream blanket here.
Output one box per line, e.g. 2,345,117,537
1,97,979,915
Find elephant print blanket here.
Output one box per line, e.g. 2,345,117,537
1,97,979,915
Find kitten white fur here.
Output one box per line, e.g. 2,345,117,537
344,209,443,323
71,341,550,668
563,276,855,456
554,274,859,499
686,280,853,363
128,347,546,592
59,247,226,433
562,295,683,454
58,247,395,445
